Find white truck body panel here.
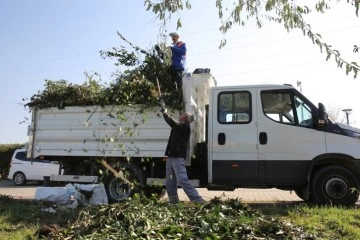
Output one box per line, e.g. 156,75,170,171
27,73,216,164
28,105,170,158
326,131,360,156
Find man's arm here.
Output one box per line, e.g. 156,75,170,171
171,42,186,55
155,44,165,60
162,112,180,129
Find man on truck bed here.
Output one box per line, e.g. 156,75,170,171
161,106,204,204
155,32,186,91
168,32,186,90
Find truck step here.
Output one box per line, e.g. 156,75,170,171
50,175,99,183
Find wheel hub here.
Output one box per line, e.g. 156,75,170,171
14,173,25,185
109,179,132,201
324,177,348,199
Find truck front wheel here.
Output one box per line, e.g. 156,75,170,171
104,165,143,203
311,166,359,206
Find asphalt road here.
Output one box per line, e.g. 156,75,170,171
1,179,359,205
0,179,303,203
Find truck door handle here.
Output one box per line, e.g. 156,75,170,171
218,133,226,145
259,132,267,145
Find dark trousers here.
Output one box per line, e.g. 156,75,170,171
173,69,183,91
166,157,204,203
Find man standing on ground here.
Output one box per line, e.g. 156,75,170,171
169,32,186,90
161,107,204,204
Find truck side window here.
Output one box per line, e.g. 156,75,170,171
218,91,251,124
261,92,295,124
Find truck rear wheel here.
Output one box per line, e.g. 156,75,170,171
104,164,144,203
311,166,359,206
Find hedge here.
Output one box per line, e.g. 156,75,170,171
0,144,25,179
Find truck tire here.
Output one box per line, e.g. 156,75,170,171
311,166,360,206
104,164,144,203
13,172,26,186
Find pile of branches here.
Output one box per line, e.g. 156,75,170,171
48,196,317,240
24,33,183,111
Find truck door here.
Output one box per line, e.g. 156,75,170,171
209,88,259,185
257,89,326,185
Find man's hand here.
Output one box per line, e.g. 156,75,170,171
160,107,167,114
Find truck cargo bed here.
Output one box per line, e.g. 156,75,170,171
28,105,170,159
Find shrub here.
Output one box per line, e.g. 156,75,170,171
0,144,25,179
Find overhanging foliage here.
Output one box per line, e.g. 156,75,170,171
145,0,360,78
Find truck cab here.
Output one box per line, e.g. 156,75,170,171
207,84,360,205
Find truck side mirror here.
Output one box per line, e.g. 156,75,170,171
317,103,327,128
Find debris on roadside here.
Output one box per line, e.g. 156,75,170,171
34,183,108,212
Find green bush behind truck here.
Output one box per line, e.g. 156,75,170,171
0,144,24,179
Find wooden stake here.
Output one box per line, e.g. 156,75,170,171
100,160,131,185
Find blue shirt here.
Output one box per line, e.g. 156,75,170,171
171,41,186,71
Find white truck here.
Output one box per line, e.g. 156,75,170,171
26,71,360,205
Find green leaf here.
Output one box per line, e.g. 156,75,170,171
176,18,182,29
201,219,210,230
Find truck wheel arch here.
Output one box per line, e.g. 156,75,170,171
306,153,359,183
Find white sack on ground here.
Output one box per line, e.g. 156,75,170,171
34,183,108,209
74,183,108,206
34,185,75,206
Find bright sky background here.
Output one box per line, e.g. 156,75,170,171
1,0,359,144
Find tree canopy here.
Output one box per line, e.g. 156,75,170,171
24,1,359,110
144,0,360,78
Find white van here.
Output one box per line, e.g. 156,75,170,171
7,149,62,186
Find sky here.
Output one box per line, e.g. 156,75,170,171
1,0,360,144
